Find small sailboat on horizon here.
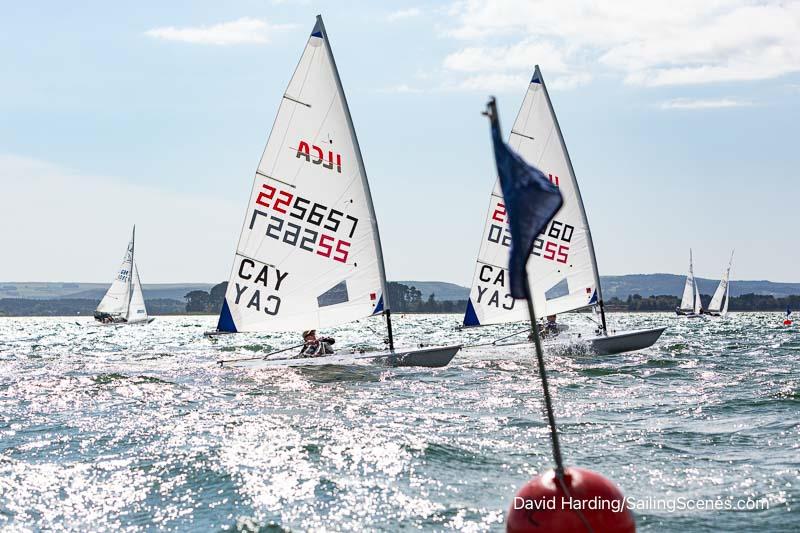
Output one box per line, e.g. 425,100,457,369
94,226,154,325
676,249,704,317
707,251,734,317
207,16,460,369
461,65,665,355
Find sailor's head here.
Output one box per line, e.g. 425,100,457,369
546,315,557,322
302,329,317,342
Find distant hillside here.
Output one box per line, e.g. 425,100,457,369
0,282,213,300
393,281,470,301
1,275,798,304
601,274,800,299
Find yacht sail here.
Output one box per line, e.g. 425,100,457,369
708,251,734,317
464,66,601,328
95,226,153,324
677,249,702,316
211,16,460,368
462,65,665,355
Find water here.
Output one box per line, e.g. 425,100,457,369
0,313,797,531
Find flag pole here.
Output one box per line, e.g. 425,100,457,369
523,275,566,477
484,96,565,477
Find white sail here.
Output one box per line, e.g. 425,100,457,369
709,251,734,314
96,230,134,316
126,262,149,322
217,17,387,333
679,249,695,311
464,66,600,327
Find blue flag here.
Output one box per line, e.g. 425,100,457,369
487,98,563,299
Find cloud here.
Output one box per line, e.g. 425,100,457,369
0,154,239,282
444,0,800,86
659,98,754,110
387,8,422,21
145,17,295,45
442,39,589,91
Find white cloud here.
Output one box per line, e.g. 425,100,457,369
145,17,295,45
659,98,754,110
444,0,800,86
0,154,239,282
387,8,422,21
442,39,589,91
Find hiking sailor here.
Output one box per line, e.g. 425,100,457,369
299,329,336,357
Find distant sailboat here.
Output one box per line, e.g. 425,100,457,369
676,249,703,317
208,16,460,368
94,226,154,325
707,251,734,317
462,65,665,355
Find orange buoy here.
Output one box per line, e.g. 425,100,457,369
507,467,635,533
785,319,793,326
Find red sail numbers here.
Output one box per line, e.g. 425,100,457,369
296,140,342,173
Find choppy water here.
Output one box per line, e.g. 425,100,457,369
0,313,797,532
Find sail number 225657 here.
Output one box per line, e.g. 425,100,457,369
249,184,359,264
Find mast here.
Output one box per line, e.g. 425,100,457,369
536,65,607,333
316,15,394,350
127,225,136,318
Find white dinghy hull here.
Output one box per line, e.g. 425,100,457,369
588,327,666,355
219,344,462,369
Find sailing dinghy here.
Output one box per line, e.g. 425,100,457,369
676,249,704,317
208,16,460,369
707,251,733,317
94,226,154,325
462,66,665,355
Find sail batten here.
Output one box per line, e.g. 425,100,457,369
217,16,386,334
464,65,600,327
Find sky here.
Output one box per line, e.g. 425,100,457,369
1,0,799,285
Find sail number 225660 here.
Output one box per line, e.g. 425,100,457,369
487,201,573,264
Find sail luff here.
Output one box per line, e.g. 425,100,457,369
535,65,607,331
316,14,390,315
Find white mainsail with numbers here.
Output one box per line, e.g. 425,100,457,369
216,16,388,334
464,66,601,327
95,226,151,324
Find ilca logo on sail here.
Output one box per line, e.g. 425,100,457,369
296,139,342,173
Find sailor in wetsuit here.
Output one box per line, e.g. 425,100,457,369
299,329,336,357
537,315,560,339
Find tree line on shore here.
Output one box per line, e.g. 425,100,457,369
0,285,797,316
